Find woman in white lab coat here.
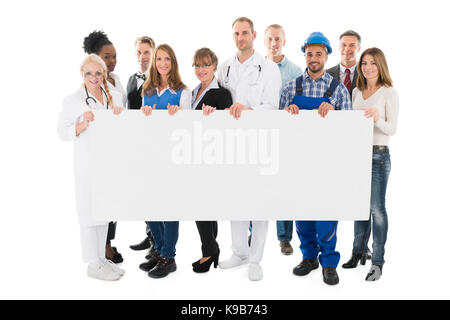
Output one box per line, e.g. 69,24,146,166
82,30,127,263
58,54,125,281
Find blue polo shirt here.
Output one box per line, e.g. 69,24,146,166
277,56,303,92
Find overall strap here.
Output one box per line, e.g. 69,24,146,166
323,78,340,98
295,76,304,96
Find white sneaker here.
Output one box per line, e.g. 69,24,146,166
219,254,248,269
248,263,263,281
104,259,125,276
87,260,121,281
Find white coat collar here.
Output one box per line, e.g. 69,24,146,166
233,51,263,67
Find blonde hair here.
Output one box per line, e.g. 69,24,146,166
80,54,113,106
356,48,393,91
135,36,155,49
141,44,186,96
264,24,285,39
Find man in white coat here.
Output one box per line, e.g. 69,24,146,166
217,17,281,281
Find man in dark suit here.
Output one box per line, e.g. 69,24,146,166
128,36,156,252
326,30,361,98
126,36,155,110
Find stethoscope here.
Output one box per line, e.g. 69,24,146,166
85,85,109,109
224,64,262,85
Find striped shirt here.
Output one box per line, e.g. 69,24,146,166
279,70,352,110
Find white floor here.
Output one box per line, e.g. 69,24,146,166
2,213,448,300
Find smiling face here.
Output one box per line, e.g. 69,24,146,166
305,44,328,74
98,44,117,72
264,27,285,57
82,61,104,92
339,35,360,66
155,49,172,77
194,61,215,84
233,21,256,53
361,54,379,82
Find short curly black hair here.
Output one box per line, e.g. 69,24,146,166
83,30,113,54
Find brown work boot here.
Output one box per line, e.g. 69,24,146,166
279,240,294,255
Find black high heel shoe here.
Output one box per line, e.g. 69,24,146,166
192,252,220,273
342,252,370,269
192,259,201,267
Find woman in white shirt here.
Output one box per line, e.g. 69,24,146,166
82,30,127,263
342,48,399,281
58,54,125,281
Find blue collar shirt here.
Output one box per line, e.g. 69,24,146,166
276,56,303,91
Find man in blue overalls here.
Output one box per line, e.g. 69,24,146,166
279,32,352,285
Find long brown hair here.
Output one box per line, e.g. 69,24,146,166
356,47,393,91
141,44,186,96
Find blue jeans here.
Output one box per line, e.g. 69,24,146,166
146,221,179,259
277,221,293,241
353,148,391,266
295,220,340,268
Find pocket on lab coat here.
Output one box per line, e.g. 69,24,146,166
247,83,263,108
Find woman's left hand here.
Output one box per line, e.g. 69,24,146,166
111,106,124,115
202,104,216,116
168,103,181,116
364,107,379,122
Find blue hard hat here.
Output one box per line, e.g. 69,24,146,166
301,32,332,54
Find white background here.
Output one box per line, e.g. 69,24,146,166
0,0,449,300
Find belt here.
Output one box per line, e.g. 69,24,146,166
373,145,388,152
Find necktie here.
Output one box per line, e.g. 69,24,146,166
344,68,351,92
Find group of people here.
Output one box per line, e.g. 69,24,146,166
57,17,399,286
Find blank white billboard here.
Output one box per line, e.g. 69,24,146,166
89,110,373,221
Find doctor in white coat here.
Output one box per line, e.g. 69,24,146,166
58,54,125,281
217,17,281,281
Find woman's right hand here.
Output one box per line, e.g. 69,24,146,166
141,104,156,116
202,104,216,116
76,111,94,136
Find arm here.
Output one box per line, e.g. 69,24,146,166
374,88,399,136
180,89,192,110
58,96,79,141
335,84,352,111
201,89,233,116
168,89,192,115
58,96,94,140
110,89,125,115
279,80,296,110
217,89,233,110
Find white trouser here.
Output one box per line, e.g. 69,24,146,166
79,224,108,264
230,221,268,264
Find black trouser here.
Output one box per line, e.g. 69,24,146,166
195,221,219,257
106,222,116,245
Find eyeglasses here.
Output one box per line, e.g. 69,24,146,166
83,71,104,79
194,64,212,69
